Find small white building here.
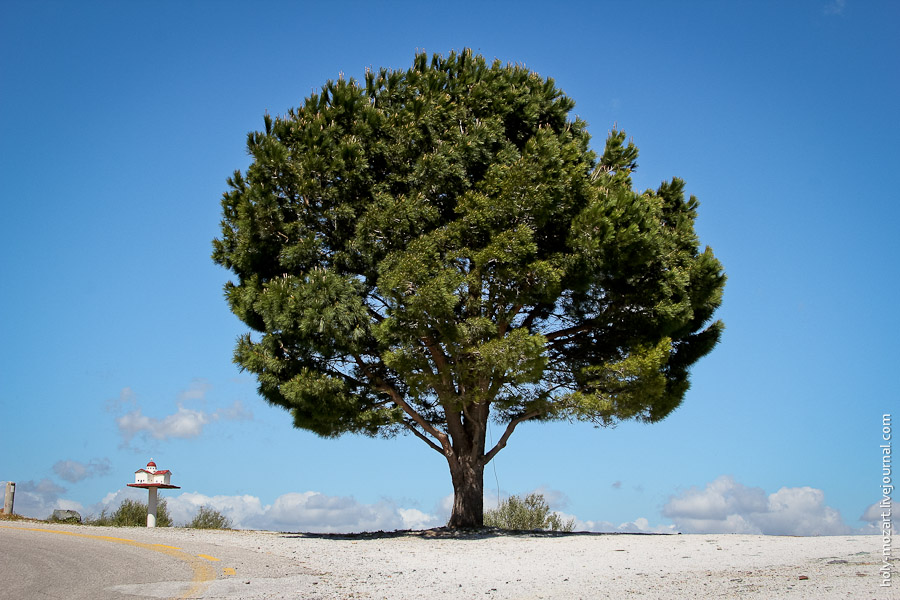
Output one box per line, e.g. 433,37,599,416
127,459,179,528
133,460,172,486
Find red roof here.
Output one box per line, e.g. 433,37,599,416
127,483,181,489
146,460,157,468
134,468,171,475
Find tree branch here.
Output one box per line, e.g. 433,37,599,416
481,410,543,465
420,334,456,397
498,304,524,338
404,421,444,454
544,321,594,342
353,356,451,454
520,302,552,333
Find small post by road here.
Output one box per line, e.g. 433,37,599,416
3,482,15,515
126,460,179,527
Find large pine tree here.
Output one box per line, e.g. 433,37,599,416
213,50,725,528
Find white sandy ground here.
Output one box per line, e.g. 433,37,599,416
4,522,897,599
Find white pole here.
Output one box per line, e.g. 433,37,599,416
147,487,158,527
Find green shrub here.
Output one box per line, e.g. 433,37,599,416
48,510,82,524
188,505,232,529
87,498,172,527
484,492,575,532
49,515,81,524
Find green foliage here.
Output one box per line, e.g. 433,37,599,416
484,493,575,532
188,505,232,529
87,498,172,527
213,49,725,526
48,511,82,524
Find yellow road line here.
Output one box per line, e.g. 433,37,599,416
2,525,216,599
223,567,237,576
198,553,220,561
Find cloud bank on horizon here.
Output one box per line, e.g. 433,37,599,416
5,473,885,536
661,475,867,536
6,380,887,536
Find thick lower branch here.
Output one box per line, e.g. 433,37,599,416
404,421,445,455
482,410,542,465
353,356,451,453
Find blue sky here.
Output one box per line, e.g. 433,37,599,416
2,0,897,534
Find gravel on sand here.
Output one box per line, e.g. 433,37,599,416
6,522,892,599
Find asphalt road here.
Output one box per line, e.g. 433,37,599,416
0,524,218,599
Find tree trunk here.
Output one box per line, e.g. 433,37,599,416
447,452,485,528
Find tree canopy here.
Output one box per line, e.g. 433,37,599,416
212,49,725,528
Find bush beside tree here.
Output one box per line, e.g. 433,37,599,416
484,492,575,531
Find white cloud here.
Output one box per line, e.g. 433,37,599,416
532,485,570,510
260,492,442,532
105,386,137,413
569,514,677,534
824,0,845,16
5,479,84,519
664,475,767,521
109,381,253,445
754,486,849,535
859,499,898,534
217,400,253,421
398,508,436,530
117,405,208,441
178,378,212,402
438,492,455,515
662,475,854,535
116,400,252,443
52,458,112,483
94,486,148,509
